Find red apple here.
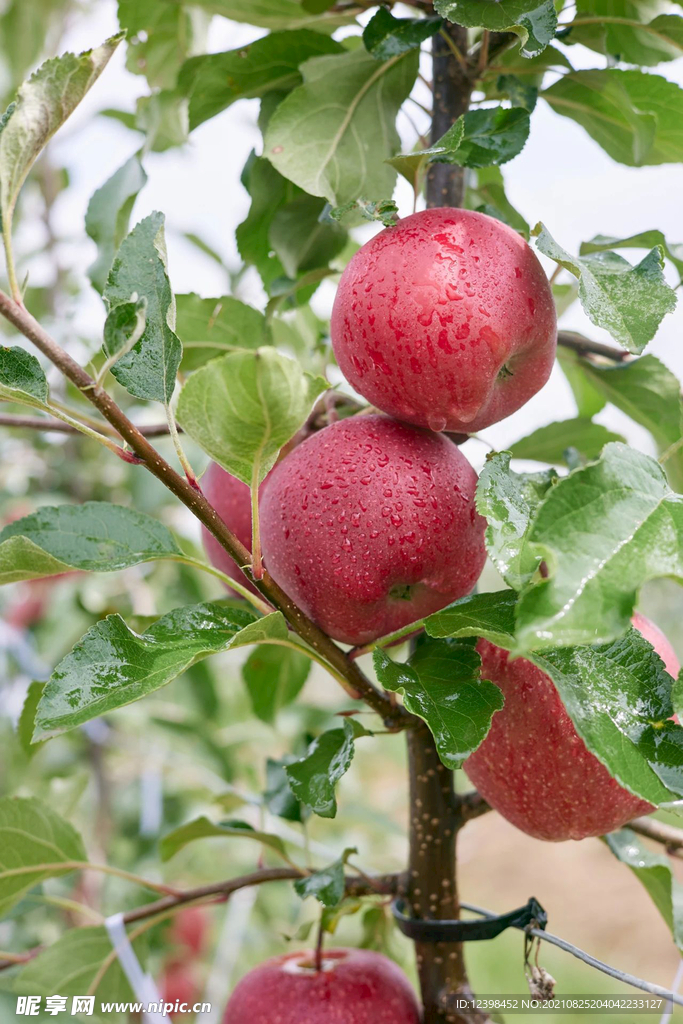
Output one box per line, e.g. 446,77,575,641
465,613,680,841
201,462,263,597
160,958,198,1018
223,948,421,1023
331,208,557,434
259,414,486,645
170,906,208,957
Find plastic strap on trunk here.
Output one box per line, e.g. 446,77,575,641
391,896,547,943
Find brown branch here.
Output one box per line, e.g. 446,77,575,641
454,791,491,825
557,330,631,363
0,412,175,437
0,288,412,730
0,869,401,971
628,817,683,859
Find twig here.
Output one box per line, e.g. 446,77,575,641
0,869,401,971
0,287,411,729
476,30,490,77
462,901,683,1007
455,791,491,824
629,817,683,860
0,412,175,437
557,330,631,362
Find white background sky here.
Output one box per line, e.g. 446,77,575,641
33,2,683,468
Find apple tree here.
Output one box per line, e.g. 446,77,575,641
0,1,683,1022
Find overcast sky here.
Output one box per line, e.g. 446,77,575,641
40,3,683,467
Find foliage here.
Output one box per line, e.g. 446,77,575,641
1,0,683,1017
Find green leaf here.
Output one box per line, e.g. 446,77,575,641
363,8,441,60
515,444,683,650
327,197,399,228
375,638,503,770
269,194,347,278
104,211,182,403
580,230,683,285
265,756,309,823
425,589,518,649
0,35,121,234
534,223,676,353
436,0,557,56
441,107,531,168
33,606,287,739
513,1,558,57
135,90,189,152
0,501,181,584
243,644,311,724
476,452,557,591
0,346,48,408
570,4,683,67
237,156,296,287
265,47,418,205
576,355,683,488
189,0,355,31
465,166,529,238
436,0,549,29
176,294,270,371
160,816,290,862
426,594,683,807
604,829,683,950
118,0,209,90
102,298,147,366
285,720,355,818
177,347,328,486
532,631,683,805
0,797,86,918
544,69,683,166
509,417,625,465
557,346,607,418
85,155,147,293
14,926,144,1021
179,30,342,130
17,682,46,757
495,74,538,112
294,848,356,907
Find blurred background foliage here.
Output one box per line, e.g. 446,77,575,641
0,0,682,1021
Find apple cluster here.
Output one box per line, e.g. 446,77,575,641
205,208,676,1021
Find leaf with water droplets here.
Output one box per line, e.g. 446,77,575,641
285,721,355,818
374,637,504,769
34,606,288,739
0,501,181,585
604,829,683,950
476,452,557,591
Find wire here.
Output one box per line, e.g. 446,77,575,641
461,902,683,1009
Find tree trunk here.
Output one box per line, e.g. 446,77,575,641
404,19,481,1023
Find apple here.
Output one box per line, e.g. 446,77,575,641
170,906,208,957
330,208,557,434
160,957,198,1018
223,948,421,1023
200,462,264,597
259,414,486,645
464,613,680,841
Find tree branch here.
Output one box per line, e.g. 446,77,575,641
0,288,412,730
454,791,491,824
0,412,175,437
557,330,631,363
628,816,683,859
0,868,401,971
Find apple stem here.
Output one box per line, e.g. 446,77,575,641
250,462,264,581
314,913,325,973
